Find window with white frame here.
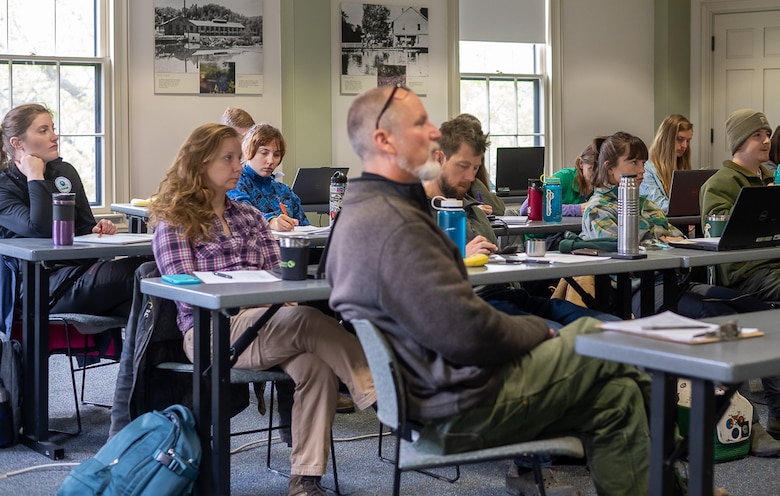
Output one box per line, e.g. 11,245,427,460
459,41,546,185
0,0,108,206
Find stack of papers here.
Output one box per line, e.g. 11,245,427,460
599,311,763,344
74,233,153,245
272,225,331,237
495,215,528,225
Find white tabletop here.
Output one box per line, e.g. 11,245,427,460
574,309,780,383
0,237,152,261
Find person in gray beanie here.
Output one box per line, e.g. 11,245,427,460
700,108,780,453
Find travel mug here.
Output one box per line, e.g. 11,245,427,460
52,193,75,246
704,215,729,238
279,236,310,280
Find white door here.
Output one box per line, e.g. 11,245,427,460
711,10,780,168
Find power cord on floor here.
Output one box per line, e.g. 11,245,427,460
230,430,392,455
1,462,80,479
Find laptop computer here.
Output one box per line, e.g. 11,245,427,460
495,147,545,197
291,167,349,205
668,186,780,251
665,169,717,217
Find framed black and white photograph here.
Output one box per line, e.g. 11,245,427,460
340,3,430,95
154,0,264,95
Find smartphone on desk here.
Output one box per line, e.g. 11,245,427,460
161,274,201,285
571,248,607,256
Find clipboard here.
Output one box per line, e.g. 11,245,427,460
599,311,764,344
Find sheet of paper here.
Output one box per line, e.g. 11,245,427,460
492,253,612,264
193,270,281,284
600,311,761,343
273,225,331,237
73,233,154,245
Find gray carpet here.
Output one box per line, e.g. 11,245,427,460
0,355,778,495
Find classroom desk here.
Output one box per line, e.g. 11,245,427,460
110,203,150,233
670,245,780,268
575,309,780,496
0,238,152,459
139,252,683,495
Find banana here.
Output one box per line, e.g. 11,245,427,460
463,253,489,267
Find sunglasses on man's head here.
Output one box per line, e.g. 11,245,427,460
375,84,408,130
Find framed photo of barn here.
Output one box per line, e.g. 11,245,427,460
154,0,264,95
340,3,430,95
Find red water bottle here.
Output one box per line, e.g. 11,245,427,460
527,179,543,221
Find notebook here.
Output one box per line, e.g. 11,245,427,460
495,147,545,197
73,233,154,245
290,167,349,205
668,186,780,251
665,169,717,217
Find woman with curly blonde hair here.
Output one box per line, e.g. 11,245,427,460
149,123,375,496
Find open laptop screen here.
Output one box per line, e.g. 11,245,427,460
666,169,717,217
291,167,349,205
495,147,545,197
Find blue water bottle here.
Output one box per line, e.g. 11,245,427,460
774,167,780,186
543,176,562,223
434,197,467,257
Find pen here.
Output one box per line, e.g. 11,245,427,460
213,271,233,279
519,259,554,265
477,191,483,203
279,202,289,216
641,325,710,330
98,224,103,238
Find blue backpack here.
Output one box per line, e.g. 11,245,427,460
58,404,201,496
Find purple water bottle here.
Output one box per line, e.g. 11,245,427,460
52,193,75,246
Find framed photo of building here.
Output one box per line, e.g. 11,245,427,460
154,0,264,95
340,3,430,95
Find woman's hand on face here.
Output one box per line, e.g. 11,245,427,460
465,235,498,257
477,204,493,215
92,219,117,235
270,214,299,232
17,154,46,181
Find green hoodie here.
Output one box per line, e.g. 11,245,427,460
699,160,780,287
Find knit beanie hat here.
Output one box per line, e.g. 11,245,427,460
726,109,772,155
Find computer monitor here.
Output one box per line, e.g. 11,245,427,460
291,167,349,206
495,147,545,197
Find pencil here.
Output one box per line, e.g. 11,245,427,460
641,325,710,330
279,202,288,216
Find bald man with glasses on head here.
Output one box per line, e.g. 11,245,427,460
326,86,659,495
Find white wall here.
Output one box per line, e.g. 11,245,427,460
127,0,282,198
554,0,655,168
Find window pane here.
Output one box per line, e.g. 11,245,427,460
12,62,58,109
459,78,489,125
488,79,517,136
56,0,97,56
8,0,56,55
60,64,98,134
0,62,9,115
60,135,99,203
0,3,7,53
517,80,539,135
